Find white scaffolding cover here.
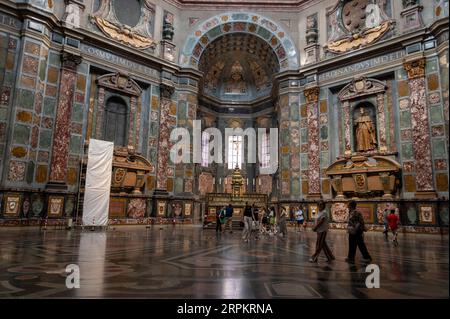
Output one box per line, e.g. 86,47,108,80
82,139,114,226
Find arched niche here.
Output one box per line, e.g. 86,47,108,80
179,12,299,72
338,76,388,156
95,72,143,150
104,96,128,147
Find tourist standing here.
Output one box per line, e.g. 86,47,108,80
295,206,305,231
346,201,372,263
224,204,234,233
309,201,335,263
387,209,399,246
278,207,288,239
269,206,276,235
242,202,253,242
216,206,225,233
252,204,260,240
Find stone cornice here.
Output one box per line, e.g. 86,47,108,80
164,0,315,10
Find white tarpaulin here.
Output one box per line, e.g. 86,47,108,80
82,139,114,226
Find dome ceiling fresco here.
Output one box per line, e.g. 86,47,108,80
199,33,279,102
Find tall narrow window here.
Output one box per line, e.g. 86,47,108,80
260,132,270,169
201,131,210,167
104,96,128,146
228,135,243,169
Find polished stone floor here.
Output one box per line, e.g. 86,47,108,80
0,225,448,299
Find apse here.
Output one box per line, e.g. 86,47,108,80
198,33,280,108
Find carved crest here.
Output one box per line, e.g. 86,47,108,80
325,0,394,54
97,72,142,96
91,0,156,50
338,76,386,102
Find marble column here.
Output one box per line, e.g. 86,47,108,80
95,87,105,139
403,57,436,198
342,100,352,156
47,52,81,189
376,93,387,152
156,84,175,190
304,86,321,199
128,96,137,148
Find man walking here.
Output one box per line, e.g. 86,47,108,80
382,209,389,240
387,209,399,246
346,201,372,263
224,204,234,233
310,201,335,263
242,202,253,242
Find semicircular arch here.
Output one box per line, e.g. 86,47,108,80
179,12,299,72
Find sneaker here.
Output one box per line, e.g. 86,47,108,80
309,258,317,263
362,258,372,263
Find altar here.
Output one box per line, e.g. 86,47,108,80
205,167,268,222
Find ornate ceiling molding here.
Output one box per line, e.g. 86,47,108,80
90,0,156,50
179,12,299,72
166,0,313,8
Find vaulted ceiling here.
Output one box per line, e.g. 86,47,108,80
198,33,279,104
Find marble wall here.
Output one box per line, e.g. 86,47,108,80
0,0,448,228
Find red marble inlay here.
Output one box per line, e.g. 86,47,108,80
156,98,172,189
30,126,39,149
409,77,434,191
34,92,43,114
307,101,320,195
49,70,77,182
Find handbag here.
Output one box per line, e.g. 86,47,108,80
251,221,258,230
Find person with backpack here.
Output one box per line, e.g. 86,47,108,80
346,201,372,264
387,209,399,246
216,206,225,233
309,201,335,263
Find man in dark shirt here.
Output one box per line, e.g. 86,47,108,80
224,204,234,233
346,201,372,263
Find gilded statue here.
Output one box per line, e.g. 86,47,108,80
354,107,377,152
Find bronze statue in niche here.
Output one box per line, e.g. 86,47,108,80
354,106,377,152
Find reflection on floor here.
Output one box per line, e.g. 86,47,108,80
0,225,448,298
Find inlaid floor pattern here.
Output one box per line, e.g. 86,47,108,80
0,225,447,298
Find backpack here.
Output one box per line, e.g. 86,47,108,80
219,209,226,223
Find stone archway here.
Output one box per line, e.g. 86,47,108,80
179,12,299,72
